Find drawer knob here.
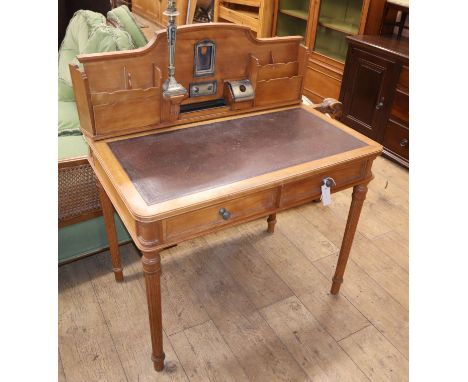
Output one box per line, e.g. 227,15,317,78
400,138,409,147
375,97,385,110
219,208,231,220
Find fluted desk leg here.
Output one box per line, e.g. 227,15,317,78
142,250,165,371
97,181,124,282
331,183,368,295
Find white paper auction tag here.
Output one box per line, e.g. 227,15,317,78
321,183,332,206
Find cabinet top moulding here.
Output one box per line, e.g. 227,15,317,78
347,34,409,61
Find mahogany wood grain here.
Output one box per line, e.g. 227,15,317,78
340,35,409,167
383,119,408,162
331,183,368,294
97,180,124,282
397,65,409,93
390,90,409,124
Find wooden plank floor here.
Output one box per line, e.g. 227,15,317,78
59,156,408,382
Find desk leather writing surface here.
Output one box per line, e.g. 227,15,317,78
108,108,366,205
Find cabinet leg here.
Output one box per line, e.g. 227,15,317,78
142,249,165,372
97,180,123,282
331,184,368,295
267,213,277,233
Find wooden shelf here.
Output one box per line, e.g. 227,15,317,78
221,0,261,6
219,6,259,32
215,0,275,37
279,9,308,21
318,17,359,35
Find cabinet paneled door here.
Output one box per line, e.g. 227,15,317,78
340,35,409,167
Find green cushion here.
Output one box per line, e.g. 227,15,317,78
83,24,135,53
58,10,106,101
58,10,134,103
58,78,76,102
58,134,89,160
107,5,148,48
58,101,81,136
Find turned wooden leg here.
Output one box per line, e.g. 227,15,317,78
267,213,277,233
97,181,123,282
142,249,165,372
331,184,368,295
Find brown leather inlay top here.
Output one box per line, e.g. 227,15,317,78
108,108,366,205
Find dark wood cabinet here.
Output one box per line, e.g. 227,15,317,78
340,35,409,167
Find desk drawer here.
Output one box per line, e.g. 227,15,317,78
390,90,409,124
280,161,366,207
383,119,409,160
397,65,409,93
165,189,277,240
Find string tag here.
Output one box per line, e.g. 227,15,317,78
321,177,336,206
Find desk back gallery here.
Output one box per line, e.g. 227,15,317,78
70,22,309,139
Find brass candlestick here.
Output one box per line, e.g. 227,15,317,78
162,0,187,98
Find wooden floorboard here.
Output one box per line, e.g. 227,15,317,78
237,218,370,342
58,351,67,382
84,246,188,382
58,156,409,381
261,296,369,381
170,320,249,381
313,255,409,359
339,325,409,382
58,262,128,382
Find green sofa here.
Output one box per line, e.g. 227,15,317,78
58,6,148,263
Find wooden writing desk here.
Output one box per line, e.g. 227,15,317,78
71,23,382,372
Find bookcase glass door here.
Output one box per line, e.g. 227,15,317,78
276,0,310,39
314,0,363,62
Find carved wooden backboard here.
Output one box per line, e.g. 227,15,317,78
70,23,308,140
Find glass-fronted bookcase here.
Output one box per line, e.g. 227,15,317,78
273,0,375,103
275,0,311,39
314,0,365,62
